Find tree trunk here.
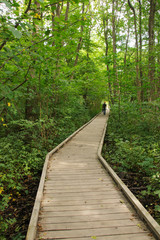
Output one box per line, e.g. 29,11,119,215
157,35,160,98
124,21,130,67
112,0,118,99
103,14,114,104
148,0,156,101
71,3,85,80
138,0,143,101
128,0,140,102
65,2,70,21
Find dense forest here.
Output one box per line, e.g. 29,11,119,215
0,0,160,239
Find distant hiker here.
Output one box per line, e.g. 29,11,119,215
102,102,106,115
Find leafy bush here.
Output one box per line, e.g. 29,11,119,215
0,103,93,239
103,102,160,223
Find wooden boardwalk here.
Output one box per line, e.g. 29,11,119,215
26,112,160,240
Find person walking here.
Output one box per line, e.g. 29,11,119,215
102,101,107,115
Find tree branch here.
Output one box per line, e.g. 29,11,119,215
0,65,31,102
0,19,81,70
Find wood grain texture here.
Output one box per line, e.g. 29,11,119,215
34,113,155,240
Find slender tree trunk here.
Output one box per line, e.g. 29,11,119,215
157,35,160,97
56,3,60,17
51,8,55,46
65,2,70,21
148,0,156,101
112,0,118,99
103,14,114,104
124,22,130,66
138,0,143,101
123,9,130,98
74,3,85,67
128,0,140,102
52,3,64,80
71,3,85,80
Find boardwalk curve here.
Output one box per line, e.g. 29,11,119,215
26,111,160,240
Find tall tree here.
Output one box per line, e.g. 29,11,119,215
112,0,118,99
103,6,114,104
71,3,85,79
138,0,143,101
128,0,140,102
148,0,156,101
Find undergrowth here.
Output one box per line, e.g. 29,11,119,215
103,102,160,224
0,108,92,240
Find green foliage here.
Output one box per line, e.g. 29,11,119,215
1,0,160,237
103,102,160,223
0,98,93,238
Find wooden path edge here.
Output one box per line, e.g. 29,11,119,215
26,113,100,240
97,112,160,240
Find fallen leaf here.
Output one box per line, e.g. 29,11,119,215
91,236,97,239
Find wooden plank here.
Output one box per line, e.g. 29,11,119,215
39,219,142,231
38,226,147,239
39,208,131,217
44,179,114,185
44,183,116,189
49,233,154,240
43,187,118,193
38,212,138,224
42,190,122,197
49,166,103,170
42,193,122,201
46,176,111,180
41,198,126,206
47,169,105,172
41,203,129,212
47,170,107,174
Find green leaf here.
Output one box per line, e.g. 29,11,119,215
154,190,160,198
45,30,50,36
8,26,22,39
155,205,160,212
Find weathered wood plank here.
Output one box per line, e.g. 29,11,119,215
42,193,122,201
39,219,142,231
44,183,116,189
42,190,122,198
41,198,126,206
44,186,118,193
50,233,154,240
38,226,148,239
39,208,131,217
40,203,128,211
46,176,112,181
44,179,114,185
38,212,138,224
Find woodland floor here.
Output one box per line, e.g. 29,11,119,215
103,138,160,226
0,176,40,240
117,172,159,220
